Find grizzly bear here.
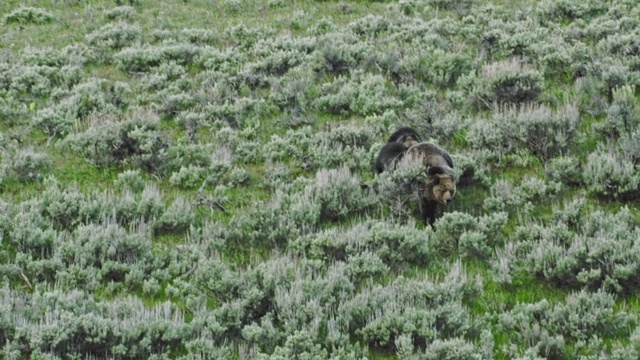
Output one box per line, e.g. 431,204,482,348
375,142,408,174
387,127,421,148
402,142,456,226
374,127,456,226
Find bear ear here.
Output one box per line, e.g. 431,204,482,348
426,166,447,176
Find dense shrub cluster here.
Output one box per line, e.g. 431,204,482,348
497,290,637,358
2,7,54,24
468,102,580,162
316,73,403,116
114,43,203,73
465,59,545,108
583,147,640,201
86,22,142,51
64,108,169,173
263,124,377,172
0,287,192,359
0,146,52,182
496,204,640,294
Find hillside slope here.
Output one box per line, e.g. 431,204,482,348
1,0,640,358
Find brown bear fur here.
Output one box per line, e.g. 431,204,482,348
402,142,456,226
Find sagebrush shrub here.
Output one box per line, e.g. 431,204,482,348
536,0,607,23
594,85,639,139
433,211,508,258
313,32,365,75
64,108,169,173
545,156,583,186
514,102,580,160
619,129,640,165
337,262,483,351
468,102,579,161
169,165,207,189
86,22,141,51
114,42,202,73
0,286,190,359
583,147,640,200
5,64,62,98
516,206,640,293
104,6,136,21
316,72,402,116
155,196,194,233
497,289,636,358
19,44,92,67
114,169,146,193
290,219,434,269
3,7,54,24
451,150,492,187
1,146,52,182
313,167,376,221
466,58,544,108
180,28,218,46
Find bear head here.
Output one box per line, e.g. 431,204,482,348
425,166,456,205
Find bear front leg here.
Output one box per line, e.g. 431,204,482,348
419,198,438,226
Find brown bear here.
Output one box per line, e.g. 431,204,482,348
387,127,421,148
402,142,456,226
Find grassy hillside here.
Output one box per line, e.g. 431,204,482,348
1,0,640,358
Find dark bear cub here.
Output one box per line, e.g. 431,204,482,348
375,142,408,174
374,127,421,174
403,142,456,225
387,127,421,148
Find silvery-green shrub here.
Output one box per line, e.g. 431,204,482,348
583,147,640,200
86,22,141,51
519,206,640,293
180,28,218,46
544,156,583,186
594,85,639,139
536,0,607,23
314,30,360,71
619,129,640,164
465,58,544,108
1,146,52,182
468,102,579,161
313,166,376,221
104,6,136,21
316,72,402,116
290,218,433,269
227,166,249,187
337,262,483,351
451,150,492,187
114,42,202,73
64,108,169,173
169,165,207,189
3,7,54,24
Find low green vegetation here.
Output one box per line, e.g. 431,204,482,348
1,0,640,358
